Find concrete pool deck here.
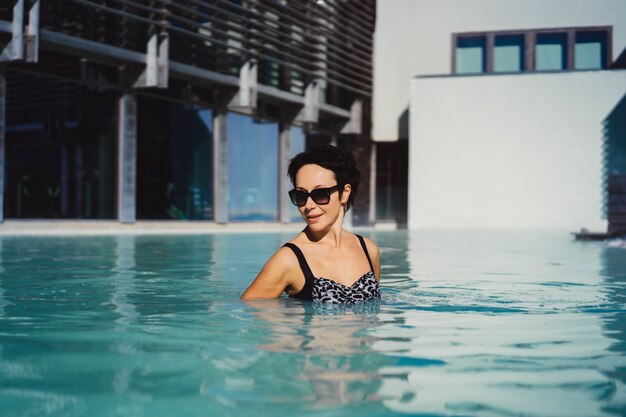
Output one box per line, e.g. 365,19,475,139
0,220,303,236
0,220,398,236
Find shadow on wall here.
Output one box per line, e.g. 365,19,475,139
398,107,409,141
376,105,409,226
602,92,626,218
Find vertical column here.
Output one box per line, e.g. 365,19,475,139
567,29,576,70
451,34,457,73
0,69,5,222
7,0,24,61
213,108,228,224
369,142,377,224
351,97,373,227
525,32,535,72
60,140,69,216
278,123,291,223
74,145,83,217
26,0,40,63
486,33,494,73
606,28,613,68
117,93,137,223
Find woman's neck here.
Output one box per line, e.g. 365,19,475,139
304,209,346,247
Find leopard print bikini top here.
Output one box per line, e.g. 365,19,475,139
284,235,380,304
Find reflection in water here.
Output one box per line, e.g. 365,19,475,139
112,236,139,326
600,246,626,411
243,299,388,409
247,299,381,354
210,232,287,299
374,231,417,294
369,231,626,416
106,235,221,397
111,236,138,394
0,239,7,317
373,311,617,416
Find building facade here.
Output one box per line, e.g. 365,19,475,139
374,0,626,230
0,0,376,225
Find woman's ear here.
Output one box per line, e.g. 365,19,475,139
341,184,352,205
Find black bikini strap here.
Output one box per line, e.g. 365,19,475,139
356,234,375,272
283,243,315,300
283,243,315,280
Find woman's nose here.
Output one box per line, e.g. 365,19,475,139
304,195,317,210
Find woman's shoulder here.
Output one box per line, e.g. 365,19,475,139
241,241,303,299
269,243,302,266
348,230,376,245
353,233,376,245
353,233,380,258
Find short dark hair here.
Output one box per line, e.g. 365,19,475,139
287,145,361,212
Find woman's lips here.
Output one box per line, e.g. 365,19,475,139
307,214,322,222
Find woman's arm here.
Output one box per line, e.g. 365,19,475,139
363,237,381,282
241,247,296,299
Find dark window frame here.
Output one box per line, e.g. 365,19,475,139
452,26,612,74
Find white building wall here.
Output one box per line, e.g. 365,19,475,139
409,70,626,230
374,0,626,142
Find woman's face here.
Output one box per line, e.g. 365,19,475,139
294,164,350,231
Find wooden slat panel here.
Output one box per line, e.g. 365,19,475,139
608,175,626,192
608,214,626,223
608,203,626,213
609,194,626,204
40,0,375,101
608,175,626,235
608,223,626,235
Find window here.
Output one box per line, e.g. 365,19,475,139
453,26,611,75
494,34,525,73
535,33,567,71
227,113,279,221
137,96,214,220
575,31,607,70
5,71,118,219
455,36,486,74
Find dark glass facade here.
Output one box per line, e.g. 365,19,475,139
4,68,117,219
137,96,213,220
0,0,375,224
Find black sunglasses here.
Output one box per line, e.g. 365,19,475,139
288,185,340,207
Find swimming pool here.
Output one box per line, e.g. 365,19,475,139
0,230,624,416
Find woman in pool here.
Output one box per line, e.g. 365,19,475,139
241,145,381,304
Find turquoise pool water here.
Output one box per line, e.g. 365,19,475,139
0,230,624,417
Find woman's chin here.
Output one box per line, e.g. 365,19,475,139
305,218,329,232
306,222,324,231
305,217,342,232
